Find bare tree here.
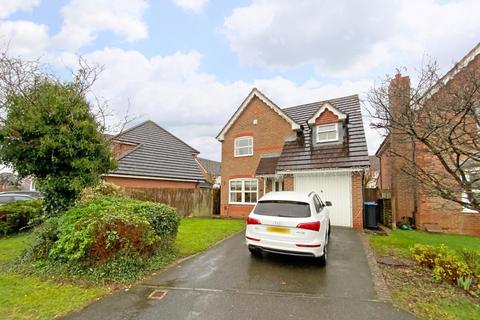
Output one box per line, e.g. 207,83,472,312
368,59,480,212
0,51,135,133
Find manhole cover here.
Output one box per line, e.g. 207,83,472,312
148,289,167,300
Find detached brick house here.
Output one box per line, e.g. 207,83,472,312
105,120,205,189
217,89,369,229
376,43,480,236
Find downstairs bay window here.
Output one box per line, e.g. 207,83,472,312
229,178,258,204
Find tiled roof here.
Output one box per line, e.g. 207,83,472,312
255,156,280,175
277,95,370,171
197,157,221,176
109,120,205,182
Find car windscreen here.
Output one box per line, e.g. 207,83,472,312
254,200,311,218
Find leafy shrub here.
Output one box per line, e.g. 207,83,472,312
48,196,179,264
459,249,480,277
132,202,180,244
22,217,59,262
0,200,43,235
78,181,125,203
411,244,472,284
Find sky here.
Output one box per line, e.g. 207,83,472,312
0,0,479,161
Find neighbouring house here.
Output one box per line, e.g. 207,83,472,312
0,172,19,191
216,89,369,229
104,120,205,189
376,43,480,236
196,157,221,188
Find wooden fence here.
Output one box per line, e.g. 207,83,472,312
124,187,220,218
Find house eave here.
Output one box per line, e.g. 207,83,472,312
104,173,203,183
216,88,301,142
307,102,347,125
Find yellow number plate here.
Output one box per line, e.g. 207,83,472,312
266,226,290,234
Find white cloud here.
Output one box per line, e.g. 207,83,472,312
172,0,209,13
0,0,40,18
0,20,49,57
223,0,480,77
74,48,375,160
53,0,149,50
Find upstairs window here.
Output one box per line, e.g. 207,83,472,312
316,123,339,143
234,136,253,157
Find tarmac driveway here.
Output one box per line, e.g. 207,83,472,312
66,227,415,320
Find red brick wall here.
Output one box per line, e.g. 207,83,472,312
315,110,339,125
389,75,416,225
105,176,197,189
111,141,137,159
284,175,294,191
220,96,296,218
352,172,364,229
387,52,480,235
377,142,392,190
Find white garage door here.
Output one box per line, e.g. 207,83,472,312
294,172,352,227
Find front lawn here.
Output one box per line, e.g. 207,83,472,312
176,218,245,256
368,230,480,320
0,217,245,320
369,229,480,257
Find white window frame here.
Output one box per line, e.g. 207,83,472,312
234,136,253,157
462,170,479,213
229,178,258,204
316,123,339,143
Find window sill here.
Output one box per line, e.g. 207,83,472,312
234,154,253,158
229,202,256,205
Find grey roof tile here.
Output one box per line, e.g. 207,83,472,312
110,121,205,181
277,95,370,171
197,158,221,176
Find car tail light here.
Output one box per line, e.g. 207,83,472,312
296,243,321,247
247,217,261,225
296,221,320,231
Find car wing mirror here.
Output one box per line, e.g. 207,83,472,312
325,201,332,207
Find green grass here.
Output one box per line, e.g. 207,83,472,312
0,274,105,320
0,232,34,265
368,229,480,320
0,217,244,320
176,218,245,256
368,229,480,257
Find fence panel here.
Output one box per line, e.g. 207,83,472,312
125,187,219,218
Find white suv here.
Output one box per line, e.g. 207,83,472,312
245,191,331,265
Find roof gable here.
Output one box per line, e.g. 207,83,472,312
216,88,300,141
307,102,347,125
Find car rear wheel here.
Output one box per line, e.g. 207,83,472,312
318,244,327,266
248,246,262,257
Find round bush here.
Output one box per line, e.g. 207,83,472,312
49,196,179,264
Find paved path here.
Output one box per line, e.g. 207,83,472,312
65,228,415,320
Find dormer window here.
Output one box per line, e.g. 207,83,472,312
234,136,253,157
307,102,347,145
316,123,339,143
